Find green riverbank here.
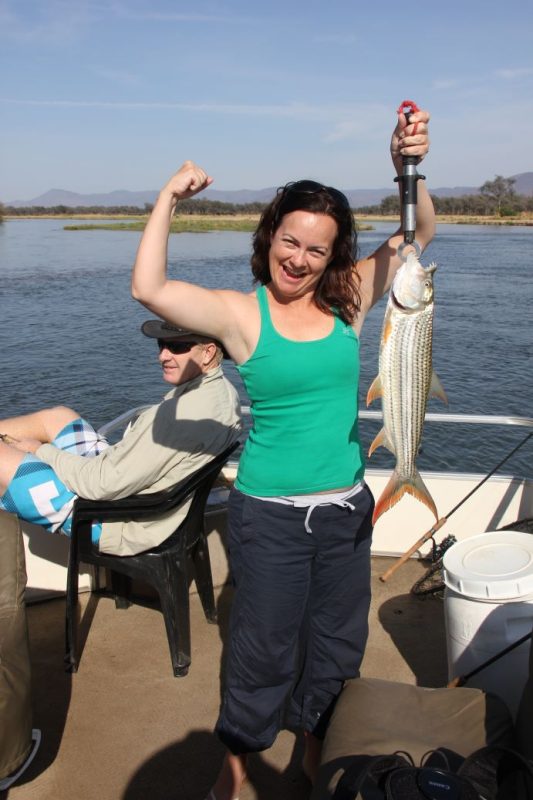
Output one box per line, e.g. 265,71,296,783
62,215,375,233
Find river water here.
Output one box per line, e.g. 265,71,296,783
0,218,532,478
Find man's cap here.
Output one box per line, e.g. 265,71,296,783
141,319,228,357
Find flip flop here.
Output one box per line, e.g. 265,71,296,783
0,729,42,791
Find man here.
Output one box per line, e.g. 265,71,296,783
0,321,242,556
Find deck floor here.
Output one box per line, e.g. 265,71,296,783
7,557,447,800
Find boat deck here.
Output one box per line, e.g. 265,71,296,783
8,557,447,800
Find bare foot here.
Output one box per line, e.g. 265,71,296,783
208,751,247,800
302,731,322,785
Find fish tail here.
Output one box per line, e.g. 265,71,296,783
372,467,438,526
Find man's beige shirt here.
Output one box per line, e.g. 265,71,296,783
38,366,242,555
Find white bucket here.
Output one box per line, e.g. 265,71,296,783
443,531,533,719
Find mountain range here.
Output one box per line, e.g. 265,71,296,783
7,172,533,208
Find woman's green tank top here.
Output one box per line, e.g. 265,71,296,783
235,285,364,496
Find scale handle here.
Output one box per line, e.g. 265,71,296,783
398,156,419,244
395,100,425,246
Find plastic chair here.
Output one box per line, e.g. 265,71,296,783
65,441,239,677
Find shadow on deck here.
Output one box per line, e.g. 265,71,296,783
7,557,446,800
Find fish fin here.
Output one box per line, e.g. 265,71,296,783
366,375,382,406
368,427,394,458
372,467,438,525
382,317,394,344
430,371,448,404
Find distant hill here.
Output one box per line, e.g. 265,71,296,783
428,172,533,198
7,172,533,208
6,188,161,209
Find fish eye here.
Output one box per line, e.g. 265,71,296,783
424,280,432,288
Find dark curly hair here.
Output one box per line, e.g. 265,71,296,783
251,180,361,323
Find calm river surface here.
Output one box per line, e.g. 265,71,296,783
0,218,532,477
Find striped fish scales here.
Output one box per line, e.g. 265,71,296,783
367,252,447,524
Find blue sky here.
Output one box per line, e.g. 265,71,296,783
1,0,532,201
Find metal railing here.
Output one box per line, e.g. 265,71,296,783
359,411,533,428
240,407,533,428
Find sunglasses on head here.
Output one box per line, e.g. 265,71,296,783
279,179,351,210
157,339,197,354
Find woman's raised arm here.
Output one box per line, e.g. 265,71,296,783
131,161,239,343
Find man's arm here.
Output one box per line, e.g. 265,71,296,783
37,404,177,500
38,374,242,502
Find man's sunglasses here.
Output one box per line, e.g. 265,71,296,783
157,339,197,354
279,179,351,210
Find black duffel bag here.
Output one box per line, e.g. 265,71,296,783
332,746,533,800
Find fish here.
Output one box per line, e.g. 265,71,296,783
366,250,447,525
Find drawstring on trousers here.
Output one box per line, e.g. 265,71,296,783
297,498,357,533
251,482,365,533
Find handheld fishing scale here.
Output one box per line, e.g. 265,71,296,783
395,99,425,261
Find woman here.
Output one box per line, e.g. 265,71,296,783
132,107,434,800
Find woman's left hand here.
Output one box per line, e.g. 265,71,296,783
390,108,430,173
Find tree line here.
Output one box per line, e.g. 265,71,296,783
358,176,533,217
3,177,531,218
2,199,267,217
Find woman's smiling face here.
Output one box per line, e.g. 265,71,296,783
268,210,338,299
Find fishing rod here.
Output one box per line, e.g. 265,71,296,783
380,429,533,582
395,99,425,260
447,630,532,688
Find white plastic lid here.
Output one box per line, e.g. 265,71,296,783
443,531,533,601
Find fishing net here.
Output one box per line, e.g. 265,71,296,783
498,517,533,534
410,534,457,597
